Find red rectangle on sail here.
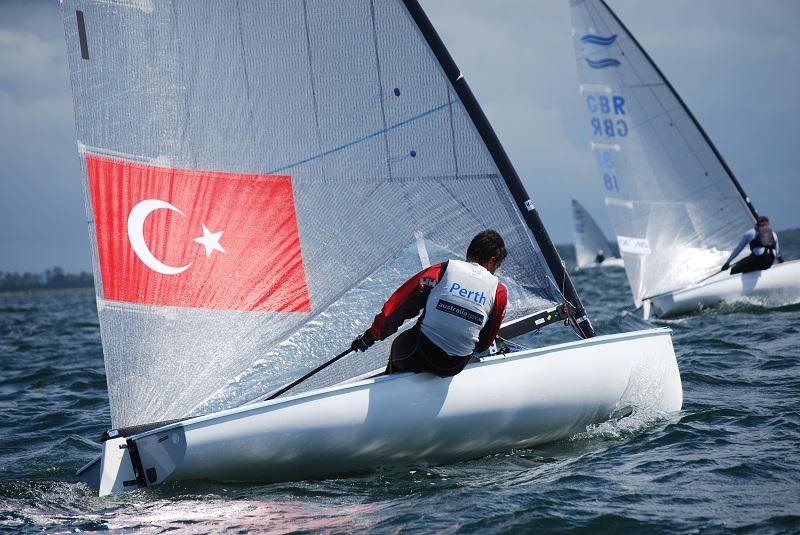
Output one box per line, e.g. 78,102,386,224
86,155,311,312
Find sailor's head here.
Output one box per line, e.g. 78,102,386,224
597,249,604,255
756,215,770,227
467,229,507,274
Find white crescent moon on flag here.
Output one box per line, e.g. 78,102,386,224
127,199,192,275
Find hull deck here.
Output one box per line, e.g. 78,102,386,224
79,328,681,495
648,259,800,318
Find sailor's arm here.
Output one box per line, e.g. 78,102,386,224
367,262,446,342
725,229,754,265
476,283,508,352
775,232,783,261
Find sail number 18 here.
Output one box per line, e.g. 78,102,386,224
595,150,620,192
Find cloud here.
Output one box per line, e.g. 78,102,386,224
0,29,66,103
0,11,87,272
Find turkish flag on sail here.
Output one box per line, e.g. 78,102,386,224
86,155,311,312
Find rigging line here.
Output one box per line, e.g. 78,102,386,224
265,102,450,175
495,336,529,352
613,194,749,207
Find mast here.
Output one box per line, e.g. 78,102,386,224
599,0,759,222
402,0,595,338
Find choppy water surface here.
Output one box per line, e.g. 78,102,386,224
2,263,799,533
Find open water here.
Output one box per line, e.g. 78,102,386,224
2,253,800,533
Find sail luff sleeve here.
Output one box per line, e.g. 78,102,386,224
598,0,757,222
402,0,594,338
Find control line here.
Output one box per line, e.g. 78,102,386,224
266,102,451,174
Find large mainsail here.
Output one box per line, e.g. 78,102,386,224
569,0,757,306
571,198,615,268
62,0,591,428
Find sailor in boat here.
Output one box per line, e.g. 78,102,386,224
351,230,508,377
595,249,605,265
721,215,784,274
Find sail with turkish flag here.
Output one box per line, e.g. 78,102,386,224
62,0,587,428
86,155,310,313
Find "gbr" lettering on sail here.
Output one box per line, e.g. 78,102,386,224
587,95,628,138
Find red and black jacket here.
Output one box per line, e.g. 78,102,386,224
368,261,508,354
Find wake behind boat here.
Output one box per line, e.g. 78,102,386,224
569,0,800,318
61,0,682,495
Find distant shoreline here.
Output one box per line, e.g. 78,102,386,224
2,228,796,293
0,286,95,297
0,268,93,293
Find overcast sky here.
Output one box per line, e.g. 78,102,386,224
1,0,798,272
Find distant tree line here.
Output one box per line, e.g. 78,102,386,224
0,267,93,292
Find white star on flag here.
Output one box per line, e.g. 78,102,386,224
193,224,226,258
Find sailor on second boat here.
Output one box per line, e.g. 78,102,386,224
351,229,508,377
721,215,784,275
595,249,605,265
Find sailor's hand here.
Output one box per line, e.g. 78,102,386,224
778,256,785,264
721,262,730,272
351,330,375,352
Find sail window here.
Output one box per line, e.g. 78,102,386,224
76,11,89,60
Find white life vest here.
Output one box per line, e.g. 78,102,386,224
420,259,499,357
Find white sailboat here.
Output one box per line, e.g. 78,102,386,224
569,0,800,319
61,0,681,495
572,198,624,269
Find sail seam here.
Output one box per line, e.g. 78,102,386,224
234,0,258,157
368,0,393,181
169,0,191,167
446,87,460,178
300,0,327,180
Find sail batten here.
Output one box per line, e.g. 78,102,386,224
570,0,757,306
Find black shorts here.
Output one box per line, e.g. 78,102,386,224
730,251,775,275
386,326,472,377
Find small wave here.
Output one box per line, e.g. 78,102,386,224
680,370,760,388
571,406,672,443
0,306,36,313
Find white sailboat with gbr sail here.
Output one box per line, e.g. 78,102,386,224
570,0,800,319
61,0,681,495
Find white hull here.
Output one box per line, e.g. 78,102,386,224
577,257,625,270
80,328,681,495
647,259,800,318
